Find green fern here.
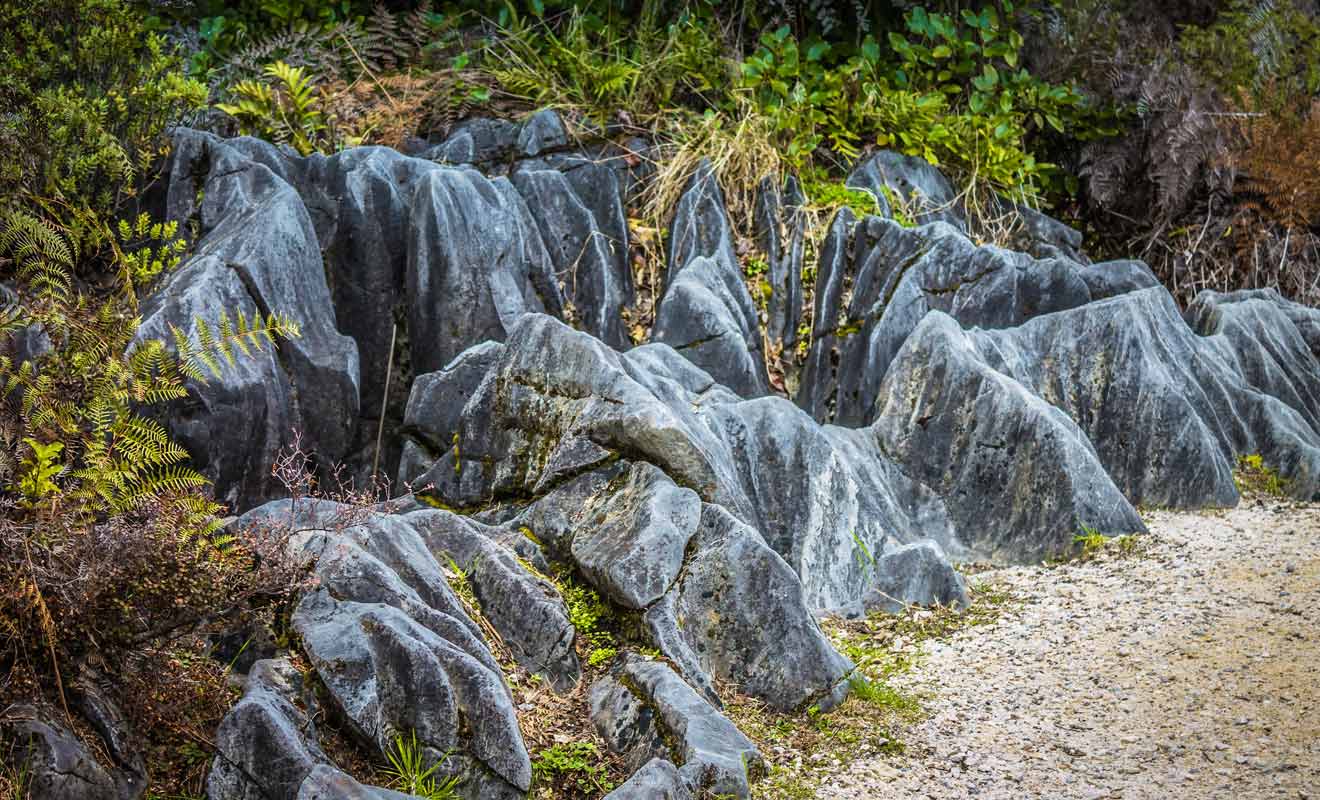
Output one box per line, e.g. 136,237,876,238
216,60,330,155
0,210,74,302
1,210,299,542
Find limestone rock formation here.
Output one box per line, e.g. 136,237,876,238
112,120,1320,799
653,161,770,397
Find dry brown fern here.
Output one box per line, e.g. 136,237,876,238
1230,94,1320,231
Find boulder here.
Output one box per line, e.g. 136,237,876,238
975,287,1320,506
207,659,329,800
872,312,1146,561
798,213,1090,426
643,504,853,712
590,655,765,798
404,508,582,691
511,167,632,349
846,150,964,229
653,161,769,397
568,462,701,610
144,130,360,510
858,541,970,615
601,758,691,800
2,706,131,800
754,174,806,351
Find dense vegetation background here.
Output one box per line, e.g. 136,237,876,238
2,0,1319,794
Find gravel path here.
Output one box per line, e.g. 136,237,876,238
821,501,1320,800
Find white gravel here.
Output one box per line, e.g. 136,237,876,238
820,501,1320,800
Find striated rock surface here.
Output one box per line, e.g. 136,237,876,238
874,312,1146,561
653,161,770,397
119,124,1320,799
590,654,765,797
799,213,1090,427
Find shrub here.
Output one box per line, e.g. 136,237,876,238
0,0,205,252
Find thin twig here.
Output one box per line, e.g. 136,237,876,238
338,31,397,106
372,322,397,484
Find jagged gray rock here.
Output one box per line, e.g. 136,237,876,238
567,462,700,610
974,287,1320,506
643,503,853,711
601,758,691,800
297,767,420,800
404,507,582,691
2,706,131,800
847,149,965,229
398,341,505,487
590,655,765,798
207,659,329,800
511,167,632,349
406,167,563,376
798,213,1090,426
873,312,1146,561
416,313,957,611
289,518,531,799
146,130,361,510
1186,289,1320,440
654,161,769,397
755,174,806,352
1077,259,1161,300
224,501,535,799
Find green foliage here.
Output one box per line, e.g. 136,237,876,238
1072,524,1108,558
486,1,730,121
0,211,299,524
216,61,331,155
1235,453,1290,497
846,674,920,715
558,574,618,666
152,0,370,72
115,214,189,290
736,6,1115,200
799,168,884,218
532,741,613,794
18,438,64,507
383,732,462,799
1179,0,1320,112
1071,526,1144,561
0,0,205,250
738,26,880,165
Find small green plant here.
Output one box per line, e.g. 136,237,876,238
17,438,64,507
586,646,618,667
216,61,331,156
114,213,188,290
558,572,618,668
1073,524,1108,558
532,741,613,794
1235,453,1290,496
846,673,920,716
383,731,462,800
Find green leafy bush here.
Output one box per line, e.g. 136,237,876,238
738,5,1117,200
217,61,333,155
0,0,205,250
486,1,730,122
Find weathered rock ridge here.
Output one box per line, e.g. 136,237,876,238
67,110,1317,798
